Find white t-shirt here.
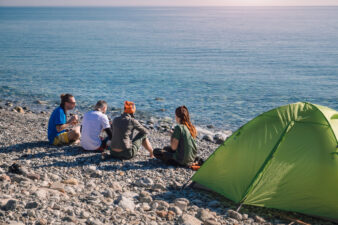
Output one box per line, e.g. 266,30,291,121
80,110,110,150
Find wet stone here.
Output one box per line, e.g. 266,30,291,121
25,201,38,209
2,199,17,211
202,134,213,142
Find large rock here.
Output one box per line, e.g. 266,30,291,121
14,106,24,113
135,177,154,187
0,174,11,182
80,210,91,219
205,220,221,225
86,218,103,225
138,191,153,203
10,174,29,183
213,133,227,144
35,100,48,105
88,166,102,178
179,214,202,225
111,181,122,192
34,188,48,199
254,215,266,223
62,178,79,185
5,102,13,107
227,209,242,221
8,222,24,225
174,198,189,211
35,219,47,225
2,199,17,211
25,201,38,209
197,209,214,222
102,189,114,198
64,186,76,195
48,173,60,181
202,135,214,142
156,210,167,218
26,173,40,180
50,182,65,192
142,202,151,211
117,196,135,211
87,165,97,173
169,206,182,216
152,183,166,190
152,200,169,210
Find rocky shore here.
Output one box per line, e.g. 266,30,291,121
0,103,333,225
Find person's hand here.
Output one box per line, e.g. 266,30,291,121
69,115,78,125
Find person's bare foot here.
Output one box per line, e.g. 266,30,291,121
72,139,80,145
101,152,111,160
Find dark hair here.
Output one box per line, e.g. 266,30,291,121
95,100,107,110
175,105,197,138
60,93,74,110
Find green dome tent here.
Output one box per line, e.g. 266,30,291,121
192,102,338,220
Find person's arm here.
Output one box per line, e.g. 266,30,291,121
171,125,181,151
132,119,149,135
171,137,179,150
104,128,112,140
101,115,112,140
55,115,78,132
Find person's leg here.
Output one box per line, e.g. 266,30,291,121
96,137,109,152
142,138,153,157
132,133,153,157
53,132,69,146
153,146,179,166
108,148,133,159
153,148,166,160
153,146,172,159
162,148,179,166
163,146,175,153
67,126,81,142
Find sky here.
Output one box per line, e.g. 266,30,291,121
1,0,338,7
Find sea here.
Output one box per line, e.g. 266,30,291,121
0,7,337,133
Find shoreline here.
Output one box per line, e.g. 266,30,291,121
0,106,333,224
0,98,232,145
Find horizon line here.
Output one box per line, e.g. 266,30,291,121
1,5,338,7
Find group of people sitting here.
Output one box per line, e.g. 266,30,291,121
47,93,199,167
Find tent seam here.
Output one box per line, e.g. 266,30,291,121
240,121,295,204
308,102,338,145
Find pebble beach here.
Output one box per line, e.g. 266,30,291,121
0,102,334,225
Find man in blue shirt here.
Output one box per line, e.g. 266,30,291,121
48,93,81,145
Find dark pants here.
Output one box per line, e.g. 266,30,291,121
110,133,147,160
153,146,180,166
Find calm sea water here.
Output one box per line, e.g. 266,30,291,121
0,7,337,131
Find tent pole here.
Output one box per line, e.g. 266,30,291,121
180,180,194,191
236,203,243,212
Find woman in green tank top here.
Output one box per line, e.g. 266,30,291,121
154,106,198,167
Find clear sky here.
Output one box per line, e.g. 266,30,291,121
1,0,338,7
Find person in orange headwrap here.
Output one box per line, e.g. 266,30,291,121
153,106,198,167
105,101,154,160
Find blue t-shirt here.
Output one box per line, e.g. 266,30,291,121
48,106,67,143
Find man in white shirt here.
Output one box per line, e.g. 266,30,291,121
80,100,112,151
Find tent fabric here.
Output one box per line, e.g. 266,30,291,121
192,102,338,220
